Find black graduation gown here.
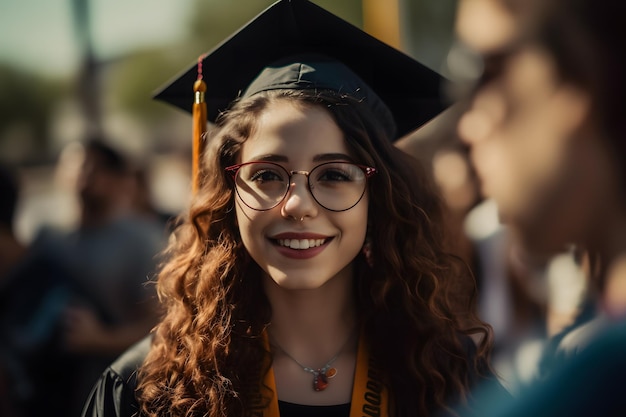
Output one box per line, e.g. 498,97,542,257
81,336,150,417
79,335,352,417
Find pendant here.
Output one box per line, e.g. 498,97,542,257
313,367,337,391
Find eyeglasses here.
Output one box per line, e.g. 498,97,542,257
225,161,377,212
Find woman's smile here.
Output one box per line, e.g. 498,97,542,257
270,232,333,259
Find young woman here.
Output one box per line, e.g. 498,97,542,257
82,2,497,416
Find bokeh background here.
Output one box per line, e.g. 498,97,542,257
0,0,459,244
2,1,593,402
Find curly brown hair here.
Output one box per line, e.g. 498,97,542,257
136,89,492,417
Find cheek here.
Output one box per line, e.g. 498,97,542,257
354,208,369,241
488,137,559,218
342,201,369,248
506,108,577,207
234,203,261,249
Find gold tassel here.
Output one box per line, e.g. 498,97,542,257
192,55,207,194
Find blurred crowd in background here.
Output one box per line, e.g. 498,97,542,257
1,0,593,416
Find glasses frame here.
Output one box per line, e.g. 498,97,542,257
225,161,377,212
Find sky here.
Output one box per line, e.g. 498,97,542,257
0,0,194,78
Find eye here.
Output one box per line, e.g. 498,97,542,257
248,168,284,183
242,163,289,185
318,168,352,182
314,163,362,183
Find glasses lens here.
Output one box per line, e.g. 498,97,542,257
309,162,367,211
235,162,289,210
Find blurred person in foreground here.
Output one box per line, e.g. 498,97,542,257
398,123,559,393
450,0,626,415
13,138,168,416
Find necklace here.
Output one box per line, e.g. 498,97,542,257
271,332,354,392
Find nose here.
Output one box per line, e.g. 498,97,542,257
280,175,318,221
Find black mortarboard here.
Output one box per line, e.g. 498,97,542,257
153,0,449,191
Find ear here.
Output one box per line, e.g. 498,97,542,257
361,237,374,268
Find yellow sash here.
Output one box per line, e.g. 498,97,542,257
260,331,389,417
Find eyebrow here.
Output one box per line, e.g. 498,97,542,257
246,153,354,163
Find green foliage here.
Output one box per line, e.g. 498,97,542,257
108,48,193,121
404,0,459,71
0,65,63,154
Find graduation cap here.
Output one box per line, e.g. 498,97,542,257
154,0,449,192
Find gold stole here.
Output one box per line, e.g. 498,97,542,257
261,331,389,417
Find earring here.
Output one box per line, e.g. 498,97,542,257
362,238,373,268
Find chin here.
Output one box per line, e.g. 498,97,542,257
263,270,326,291
273,279,328,292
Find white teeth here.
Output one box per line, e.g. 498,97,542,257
278,238,326,249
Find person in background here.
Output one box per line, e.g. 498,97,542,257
82,1,506,416
4,138,168,416
452,0,626,414
131,166,177,233
1,162,78,417
62,139,167,414
0,163,25,287
0,163,26,417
